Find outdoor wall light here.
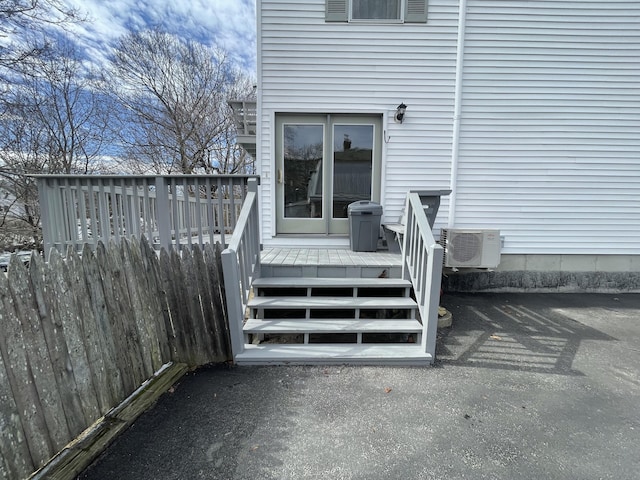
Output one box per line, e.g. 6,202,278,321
394,102,407,123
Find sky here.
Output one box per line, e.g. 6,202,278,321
60,0,257,74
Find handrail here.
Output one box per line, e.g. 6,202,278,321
220,178,261,359
401,192,444,361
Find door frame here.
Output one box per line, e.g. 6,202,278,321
275,113,383,236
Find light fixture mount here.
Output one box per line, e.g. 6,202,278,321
394,102,407,123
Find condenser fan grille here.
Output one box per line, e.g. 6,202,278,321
440,228,502,268
449,233,482,262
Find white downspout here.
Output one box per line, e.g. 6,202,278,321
447,0,468,227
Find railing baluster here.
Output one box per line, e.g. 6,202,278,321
97,181,108,245
36,178,53,256
182,177,191,248
62,178,76,251
87,179,98,249
205,177,215,244
76,178,89,250
195,179,204,245
141,178,152,242
155,177,171,251
216,178,225,245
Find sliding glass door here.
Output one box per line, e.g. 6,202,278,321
276,114,382,235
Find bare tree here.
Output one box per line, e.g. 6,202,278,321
109,29,254,174
0,0,82,75
0,40,115,250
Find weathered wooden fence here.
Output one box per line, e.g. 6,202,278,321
0,237,230,480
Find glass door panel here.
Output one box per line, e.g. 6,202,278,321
332,124,374,219
283,124,324,219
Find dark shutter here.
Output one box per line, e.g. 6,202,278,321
326,0,348,22
404,0,427,23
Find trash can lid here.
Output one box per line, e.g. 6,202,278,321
347,200,383,215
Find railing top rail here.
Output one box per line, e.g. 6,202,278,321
31,174,260,180
228,99,257,107
226,191,257,253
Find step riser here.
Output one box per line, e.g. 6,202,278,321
234,345,433,366
261,265,402,279
235,358,429,366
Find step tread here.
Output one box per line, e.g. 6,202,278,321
244,318,422,333
234,344,433,366
248,296,417,309
253,277,411,288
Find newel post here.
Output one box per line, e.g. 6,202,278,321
221,249,246,358
36,176,54,257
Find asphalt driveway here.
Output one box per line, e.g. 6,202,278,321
78,293,640,480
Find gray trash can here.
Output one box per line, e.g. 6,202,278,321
348,200,383,252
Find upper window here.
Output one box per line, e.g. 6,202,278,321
352,0,401,21
326,0,427,23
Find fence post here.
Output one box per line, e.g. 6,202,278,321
36,177,54,257
155,177,171,252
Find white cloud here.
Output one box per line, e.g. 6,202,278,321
61,0,256,73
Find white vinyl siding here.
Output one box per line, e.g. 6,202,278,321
259,0,458,240
455,0,640,254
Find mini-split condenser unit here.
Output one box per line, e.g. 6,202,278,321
439,228,501,268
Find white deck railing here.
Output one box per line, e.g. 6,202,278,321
221,178,261,358
401,191,444,362
34,174,259,254
228,100,257,136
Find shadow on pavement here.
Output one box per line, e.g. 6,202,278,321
438,293,618,376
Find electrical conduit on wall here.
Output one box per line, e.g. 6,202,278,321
447,0,467,227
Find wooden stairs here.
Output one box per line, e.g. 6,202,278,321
234,275,433,366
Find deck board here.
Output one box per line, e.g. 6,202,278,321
261,248,402,267
244,319,422,333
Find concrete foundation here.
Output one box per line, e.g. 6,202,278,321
443,254,640,293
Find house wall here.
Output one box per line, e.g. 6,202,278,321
258,0,460,244
257,0,640,289
455,0,640,256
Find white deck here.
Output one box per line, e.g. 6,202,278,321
260,248,402,267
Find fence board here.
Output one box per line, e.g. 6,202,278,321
191,245,218,361
178,248,210,366
30,254,87,439
139,236,172,363
204,243,232,360
120,239,159,378
128,237,165,371
78,245,125,411
8,259,71,455
1,266,55,469
47,249,103,426
159,249,188,363
0,312,34,479
95,242,143,394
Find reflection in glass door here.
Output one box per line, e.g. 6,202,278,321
332,124,374,219
283,124,324,219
